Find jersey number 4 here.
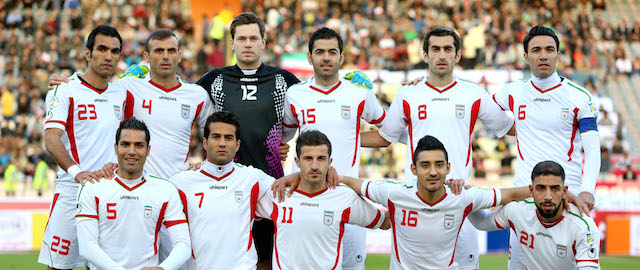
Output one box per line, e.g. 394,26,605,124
241,85,257,101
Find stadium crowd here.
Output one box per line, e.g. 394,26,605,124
1,0,638,197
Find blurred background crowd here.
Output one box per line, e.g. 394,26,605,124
0,0,638,198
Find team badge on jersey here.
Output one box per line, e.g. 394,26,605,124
561,108,570,120
113,105,123,120
324,210,334,226
557,244,567,257
144,205,152,218
455,105,465,119
588,101,599,117
235,191,243,203
49,97,59,109
586,232,594,243
341,105,351,119
181,104,190,119
444,214,454,229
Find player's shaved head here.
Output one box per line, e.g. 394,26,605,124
531,161,565,183
145,29,178,52
116,117,150,146
296,130,332,158
86,25,122,53
230,12,266,39
423,27,460,54
309,27,344,54
413,135,448,165
204,111,240,139
523,25,559,53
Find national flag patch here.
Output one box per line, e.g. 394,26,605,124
324,210,334,226
181,104,190,119
341,105,351,119
455,104,465,119
557,244,567,257
235,191,243,203
444,214,454,229
144,205,152,218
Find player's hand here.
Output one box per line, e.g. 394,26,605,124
344,71,373,90
75,171,102,185
326,166,339,189
577,191,595,214
47,73,70,90
565,191,590,217
140,267,163,270
402,76,425,86
272,172,301,202
187,162,202,171
279,140,290,161
96,162,118,179
120,64,149,78
445,179,470,195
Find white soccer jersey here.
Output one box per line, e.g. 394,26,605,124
75,174,187,269
44,73,129,184
170,161,274,270
473,200,600,270
493,77,598,194
361,180,501,269
255,185,384,270
378,77,513,180
116,76,213,178
283,77,385,177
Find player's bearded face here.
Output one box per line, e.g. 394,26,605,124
115,129,149,176
530,175,566,219
146,37,181,78
412,150,450,193
296,145,331,186
204,122,240,165
425,36,460,77
308,38,344,79
86,34,121,78
231,24,265,67
524,35,558,78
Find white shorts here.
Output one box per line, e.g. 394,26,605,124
454,220,480,270
508,231,526,270
38,184,87,269
342,224,366,270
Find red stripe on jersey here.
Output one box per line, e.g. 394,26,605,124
154,202,168,254
124,90,135,120
492,189,497,207
536,210,564,228
449,203,473,266
177,189,195,259
365,210,382,228
283,122,298,128
466,99,481,166
416,191,447,207
369,110,386,124
352,100,366,167
388,200,401,264
567,108,580,161
331,207,351,270
95,197,100,216
402,100,414,162
81,81,108,94
294,187,328,198
185,101,205,162
149,80,182,92
495,220,505,230
508,220,516,233
271,203,282,269
248,182,260,251
508,95,515,112
45,120,66,126
200,168,235,181
365,182,371,200
75,214,98,219
425,80,457,93
576,259,599,263
492,94,506,110
44,193,60,230
290,104,301,133
508,95,525,161
531,81,562,93
114,177,147,191
66,97,80,164
572,241,576,257
309,81,342,95
165,219,187,228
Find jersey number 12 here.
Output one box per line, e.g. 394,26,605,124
241,85,257,101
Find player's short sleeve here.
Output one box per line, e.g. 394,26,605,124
163,185,188,228
346,190,384,229
478,95,514,138
361,180,400,207
256,170,276,200
282,93,299,128
492,85,511,112
575,219,601,268
255,187,275,219
465,186,502,212
280,70,301,87
468,201,514,231
44,85,71,131
362,90,386,125
197,91,214,128
377,90,407,143
76,183,99,222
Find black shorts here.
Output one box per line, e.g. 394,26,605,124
252,218,274,262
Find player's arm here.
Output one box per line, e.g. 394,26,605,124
497,186,530,205
339,176,365,196
478,94,515,138
466,203,512,232
361,130,391,147
347,191,389,230
282,94,299,142
341,177,396,207
373,90,408,146
577,99,601,210
77,219,126,270
158,188,191,269
573,216,601,269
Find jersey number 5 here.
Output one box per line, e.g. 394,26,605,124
241,85,258,101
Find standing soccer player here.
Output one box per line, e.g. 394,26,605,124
256,130,389,270
281,27,386,270
470,161,601,270
38,25,129,270
491,25,601,270
360,27,514,269
76,118,191,270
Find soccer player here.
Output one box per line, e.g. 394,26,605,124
359,26,514,269
256,130,390,269
469,161,601,270
38,25,129,270
339,135,568,269
281,27,386,270
76,118,191,270
491,25,601,269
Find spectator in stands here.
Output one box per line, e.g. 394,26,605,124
622,165,637,180
615,52,633,76
600,146,610,179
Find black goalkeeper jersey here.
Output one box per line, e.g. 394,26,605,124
197,64,300,178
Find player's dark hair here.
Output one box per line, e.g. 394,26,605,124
413,135,448,165
86,25,123,53
308,27,344,53
145,29,178,52
115,117,150,146
523,25,560,53
230,12,266,39
531,161,565,183
423,27,461,54
204,111,241,139
296,130,332,157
